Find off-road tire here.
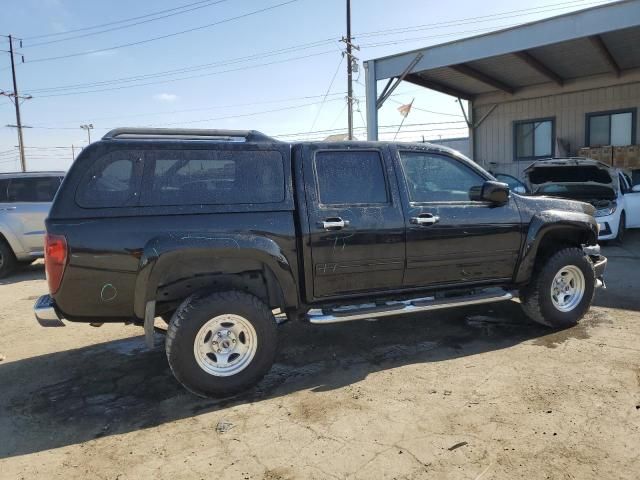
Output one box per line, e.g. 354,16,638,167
0,240,17,279
520,247,595,328
615,211,626,244
166,291,278,397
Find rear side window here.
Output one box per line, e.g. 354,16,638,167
6,176,61,202
314,150,388,205
76,150,142,208
142,149,284,206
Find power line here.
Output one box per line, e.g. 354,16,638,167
358,1,610,49
308,56,344,134
22,97,346,131
24,38,337,93
19,1,606,96
31,50,336,98
23,1,230,47
40,92,348,125
359,23,525,48
353,0,608,39
274,120,467,138
23,0,217,39
25,0,304,63
148,97,345,127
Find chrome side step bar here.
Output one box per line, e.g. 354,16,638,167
306,290,514,325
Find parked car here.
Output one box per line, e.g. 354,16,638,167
34,129,606,397
523,158,640,242
0,171,64,277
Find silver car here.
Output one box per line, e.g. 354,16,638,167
0,171,64,277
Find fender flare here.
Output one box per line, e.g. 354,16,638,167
133,233,298,319
514,209,598,284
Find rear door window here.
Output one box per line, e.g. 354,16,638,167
76,150,143,208
314,150,388,205
6,176,61,202
142,149,285,206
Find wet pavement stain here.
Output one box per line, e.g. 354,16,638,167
531,310,611,349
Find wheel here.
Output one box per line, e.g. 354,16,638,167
615,211,626,244
520,247,595,328
0,240,17,278
165,291,278,397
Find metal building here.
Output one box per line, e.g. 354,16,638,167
364,0,640,177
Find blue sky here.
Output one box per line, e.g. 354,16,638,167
0,0,615,172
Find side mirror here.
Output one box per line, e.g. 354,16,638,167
632,184,640,193
481,180,510,204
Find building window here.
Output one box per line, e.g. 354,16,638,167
514,118,554,161
586,109,636,147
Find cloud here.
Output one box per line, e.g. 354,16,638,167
153,93,179,102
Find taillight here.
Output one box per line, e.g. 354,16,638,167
45,233,67,294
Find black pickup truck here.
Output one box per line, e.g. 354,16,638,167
34,128,606,397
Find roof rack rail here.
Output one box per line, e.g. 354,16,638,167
102,128,275,142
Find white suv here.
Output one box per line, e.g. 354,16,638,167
0,172,64,277
606,169,640,242
523,158,640,242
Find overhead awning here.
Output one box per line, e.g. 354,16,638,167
364,0,640,139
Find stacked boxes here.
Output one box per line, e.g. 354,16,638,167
577,146,613,164
577,145,640,169
612,145,640,169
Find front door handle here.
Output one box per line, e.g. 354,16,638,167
410,213,440,226
318,217,350,230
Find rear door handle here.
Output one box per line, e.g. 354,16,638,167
318,217,350,230
410,213,440,226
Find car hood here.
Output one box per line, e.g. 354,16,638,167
524,161,617,201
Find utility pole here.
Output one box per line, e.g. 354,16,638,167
341,0,359,141
346,0,353,140
5,35,27,171
80,124,94,144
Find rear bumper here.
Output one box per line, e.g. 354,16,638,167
34,294,65,327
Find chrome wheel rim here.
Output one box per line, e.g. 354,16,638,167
550,265,585,312
193,314,258,377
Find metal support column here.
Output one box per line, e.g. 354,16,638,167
364,60,378,141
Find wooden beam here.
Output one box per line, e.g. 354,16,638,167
450,64,515,94
403,73,474,101
589,35,621,77
514,51,564,86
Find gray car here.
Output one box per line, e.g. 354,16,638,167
0,171,64,277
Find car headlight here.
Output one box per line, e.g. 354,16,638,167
594,202,617,217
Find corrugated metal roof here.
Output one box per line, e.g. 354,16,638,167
366,0,640,100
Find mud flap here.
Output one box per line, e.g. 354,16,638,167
144,300,156,348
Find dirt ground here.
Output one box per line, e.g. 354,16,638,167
1,235,639,480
